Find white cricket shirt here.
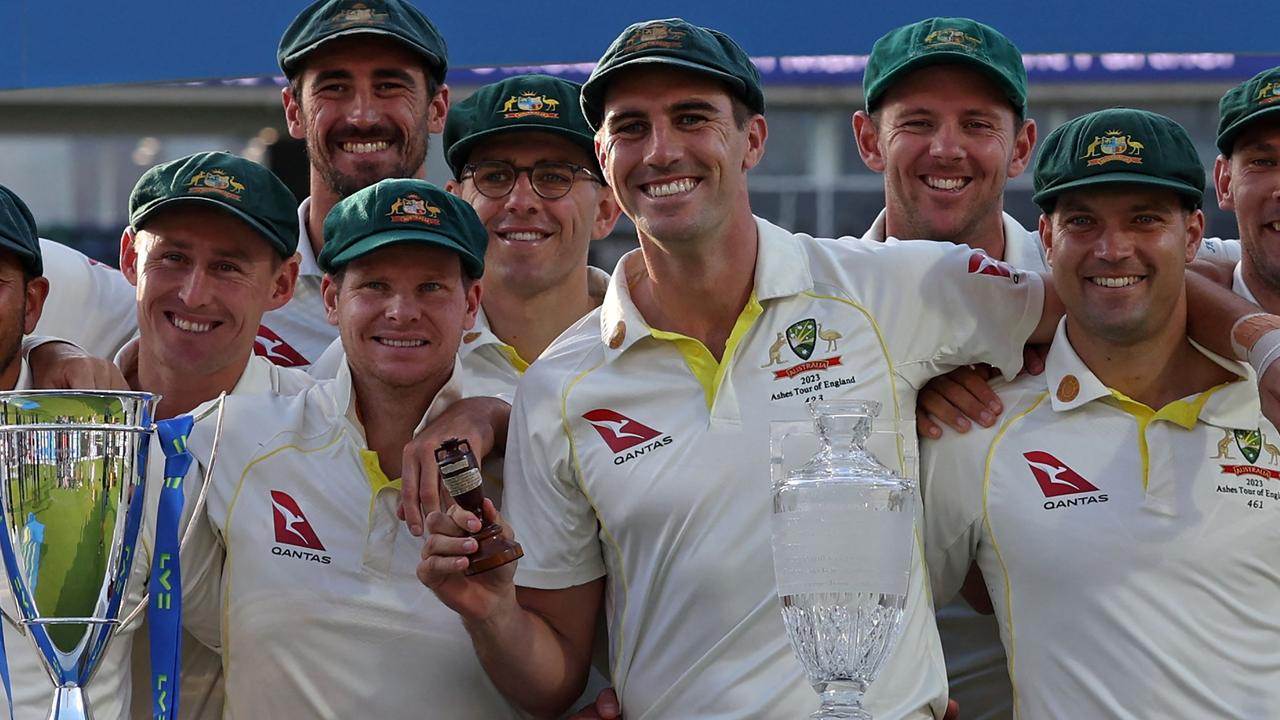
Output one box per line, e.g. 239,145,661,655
35,238,138,359
180,356,518,720
257,199,336,370
129,354,314,720
504,216,1045,719
864,208,1048,720
923,320,1280,718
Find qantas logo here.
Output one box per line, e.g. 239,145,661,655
582,409,673,465
254,325,309,368
1023,451,1108,510
269,490,332,563
967,252,1018,281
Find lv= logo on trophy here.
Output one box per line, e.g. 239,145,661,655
0,390,225,720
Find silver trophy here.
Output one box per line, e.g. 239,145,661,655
770,400,916,719
0,390,224,719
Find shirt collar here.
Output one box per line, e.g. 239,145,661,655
116,338,274,397
597,216,812,360
458,305,508,360
13,358,31,391
861,209,1046,271
1044,317,1258,429
1233,261,1260,305
330,349,465,441
296,197,322,278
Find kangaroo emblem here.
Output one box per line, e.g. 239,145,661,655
762,332,786,367
1212,428,1234,459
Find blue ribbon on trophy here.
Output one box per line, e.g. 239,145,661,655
0,391,225,719
151,415,193,720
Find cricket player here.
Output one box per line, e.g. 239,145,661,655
923,107,1280,717
29,0,450,373
851,18,1041,718
1214,66,1280,312
175,179,526,719
269,0,451,367
0,185,56,717
416,20,1280,719
391,72,621,526
114,151,312,720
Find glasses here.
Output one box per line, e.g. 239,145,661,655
461,161,602,200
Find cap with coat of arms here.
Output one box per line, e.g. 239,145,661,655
580,18,764,131
277,0,447,84
444,74,597,181
129,152,300,258
1032,108,1205,210
0,184,42,277
864,17,1027,116
1216,66,1280,155
319,179,487,277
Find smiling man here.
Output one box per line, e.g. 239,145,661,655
1215,66,1280,312
851,18,1040,718
923,108,1280,718
117,151,313,720
439,74,619,399
413,19,1078,719
268,0,451,368
120,152,307,419
854,17,1038,271
174,179,524,719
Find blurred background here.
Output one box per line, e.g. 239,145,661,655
1,0,1273,269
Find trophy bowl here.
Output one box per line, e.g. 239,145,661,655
0,390,158,719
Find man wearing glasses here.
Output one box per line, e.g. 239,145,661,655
442,73,621,396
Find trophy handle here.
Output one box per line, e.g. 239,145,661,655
118,392,227,629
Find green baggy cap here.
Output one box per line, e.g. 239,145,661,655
864,17,1027,115
129,151,300,258
444,74,597,180
319,178,487,277
0,185,42,277
581,18,764,130
1033,107,1205,210
278,0,447,84
1216,66,1280,155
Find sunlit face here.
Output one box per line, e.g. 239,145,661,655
1042,186,1202,346
284,36,448,200
596,67,766,247
449,132,618,298
855,65,1035,245
323,243,480,392
1215,121,1280,294
121,206,297,379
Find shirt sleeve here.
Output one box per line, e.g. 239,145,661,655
921,411,997,609
875,239,1046,384
35,238,138,359
502,369,606,590
1197,237,1242,263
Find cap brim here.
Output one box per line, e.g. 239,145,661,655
584,56,746,128
131,197,292,257
870,52,1024,111
446,125,597,180
324,228,483,278
1217,104,1280,155
1032,172,1204,207
282,28,445,80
